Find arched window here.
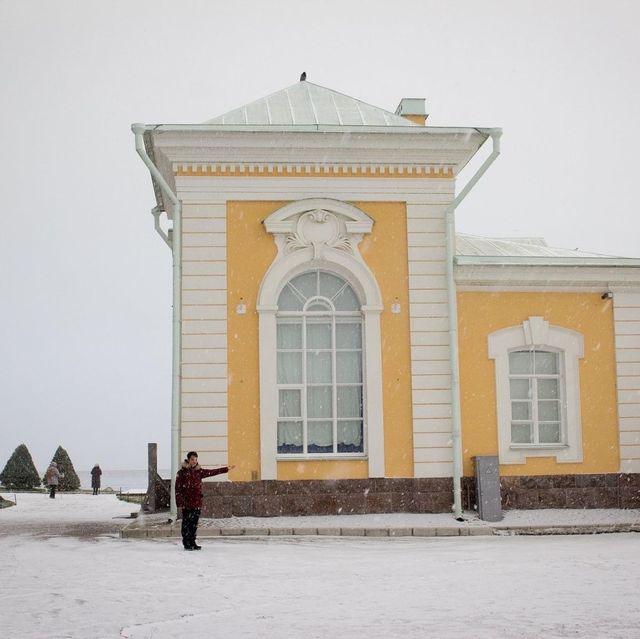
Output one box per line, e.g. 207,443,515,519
276,271,364,455
258,198,384,479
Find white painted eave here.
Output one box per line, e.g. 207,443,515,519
455,255,640,267
455,262,640,290
145,127,490,163
144,123,491,136
136,123,494,216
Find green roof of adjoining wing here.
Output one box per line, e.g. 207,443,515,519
455,234,640,266
456,234,615,258
205,81,419,127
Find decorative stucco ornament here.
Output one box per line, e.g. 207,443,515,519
285,209,354,260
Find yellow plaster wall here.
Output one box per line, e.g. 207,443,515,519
226,201,413,481
457,292,619,476
356,202,414,477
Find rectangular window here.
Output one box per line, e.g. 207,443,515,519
508,350,562,446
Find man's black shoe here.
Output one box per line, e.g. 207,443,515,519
193,544,202,550
184,546,195,551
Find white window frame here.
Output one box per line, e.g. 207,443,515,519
508,348,564,446
488,316,584,464
276,271,365,458
257,199,384,479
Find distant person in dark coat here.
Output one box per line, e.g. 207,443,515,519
91,464,102,495
175,451,234,550
45,462,63,499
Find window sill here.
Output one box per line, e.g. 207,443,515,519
276,455,368,461
509,444,569,450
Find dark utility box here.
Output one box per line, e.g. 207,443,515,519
474,455,503,522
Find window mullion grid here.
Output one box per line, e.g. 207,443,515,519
360,326,364,452
559,353,567,443
331,315,337,454
531,375,539,444
302,315,308,455
537,369,561,444
276,271,365,459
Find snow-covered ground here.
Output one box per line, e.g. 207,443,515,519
2,493,640,639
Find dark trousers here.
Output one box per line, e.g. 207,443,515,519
49,485,56,499
181,508,201,548
92,487,99,495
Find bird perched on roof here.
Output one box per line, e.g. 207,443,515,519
300,71,307,81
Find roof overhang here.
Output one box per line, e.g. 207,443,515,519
138,124,492,213
456,255,640,268
455,261,640,291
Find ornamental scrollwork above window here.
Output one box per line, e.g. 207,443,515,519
284,209,355,259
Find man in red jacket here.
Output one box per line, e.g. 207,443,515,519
175,451,235,550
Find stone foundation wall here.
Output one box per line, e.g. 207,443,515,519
488,473,639,510
199,474,640,518
201,478,453,518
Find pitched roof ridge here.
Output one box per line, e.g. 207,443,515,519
204,81,301,124
204,80,418,126
302,81,418,124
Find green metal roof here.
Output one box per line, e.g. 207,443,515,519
204,81,419,127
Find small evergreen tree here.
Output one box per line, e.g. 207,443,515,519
43,446,81,491
0,444,41,490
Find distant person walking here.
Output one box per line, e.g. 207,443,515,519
91,464,102,495
45,462,62,499
175,451,234,551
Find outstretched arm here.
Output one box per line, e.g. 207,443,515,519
200,464,235,479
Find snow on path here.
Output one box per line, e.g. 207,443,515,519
2,493,640,638
3,532,640,639
0,492,137,537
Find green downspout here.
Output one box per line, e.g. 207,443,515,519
446,128,502,520
132,124,182,522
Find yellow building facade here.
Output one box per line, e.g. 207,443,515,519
134,80,640,516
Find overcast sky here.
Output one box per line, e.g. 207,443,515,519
1,0,638,473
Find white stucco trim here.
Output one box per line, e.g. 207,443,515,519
257,198,384,479
175,176,454,202
456,264,640,289
488,317,584,464
613,289,640,473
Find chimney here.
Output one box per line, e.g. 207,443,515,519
395,98,427,125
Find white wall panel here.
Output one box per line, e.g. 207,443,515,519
412,375,452,390
182,333,227,349
414,432,453,448
183,262,228,276
407,201,453,479
181,422,228,438
182,306,228,321
182,392,228,408
182,290,225,305
182,406,228,421
180,437,228,451
613,291,640,472
620,459,640,473
414,446,453,464
413,418,452,433
182,275,227,291
414,461,453,478
619,416,640,431
182,378,227,393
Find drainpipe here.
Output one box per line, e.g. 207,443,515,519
152,205,172,249
132,124,182,522
446,128,502,520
